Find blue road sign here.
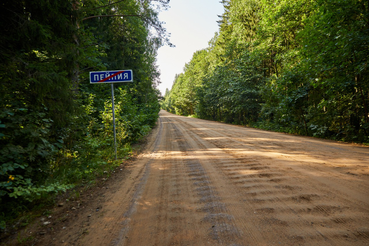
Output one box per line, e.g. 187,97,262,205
90,70,133,84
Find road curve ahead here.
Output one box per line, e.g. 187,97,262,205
81,110,369,246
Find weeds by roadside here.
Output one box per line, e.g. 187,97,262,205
0,124,147,240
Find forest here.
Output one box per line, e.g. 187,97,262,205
0,0,170,229
162,0,369,143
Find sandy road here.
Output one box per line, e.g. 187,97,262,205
35,110,369,245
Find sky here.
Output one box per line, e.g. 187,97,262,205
155,0,224,95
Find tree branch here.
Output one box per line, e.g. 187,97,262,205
88,0,128,11
82,14,140,21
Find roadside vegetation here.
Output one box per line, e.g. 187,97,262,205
0,0,170,232
161,0,369,144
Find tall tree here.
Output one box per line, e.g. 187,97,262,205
162,0,368,142
0,0,169,223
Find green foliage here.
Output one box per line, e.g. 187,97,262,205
0,0,165,230
162,50,210,116
0,0,78,226
162,0,368,143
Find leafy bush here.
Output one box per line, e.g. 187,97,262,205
0,107,65,200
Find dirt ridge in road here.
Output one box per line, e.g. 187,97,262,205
112,117,164,245
170,118,243,244
171,111,369,245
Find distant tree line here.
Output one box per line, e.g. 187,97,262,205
0,0,169,228
162,0,368,143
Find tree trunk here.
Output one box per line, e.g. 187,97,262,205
357,75,369,123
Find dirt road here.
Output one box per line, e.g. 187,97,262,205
30,110,369,245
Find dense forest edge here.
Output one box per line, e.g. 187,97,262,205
0,0,171,232
161,0,369,144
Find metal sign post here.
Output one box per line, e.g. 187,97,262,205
111,83,117,160
90,70,133,160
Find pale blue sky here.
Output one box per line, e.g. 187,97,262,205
156,1,224,95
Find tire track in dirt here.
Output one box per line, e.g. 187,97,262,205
122,114,245,245
169,118,243,245
172,117,276,245
171,112,369,245
112,117,164,245
179,116,369,197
